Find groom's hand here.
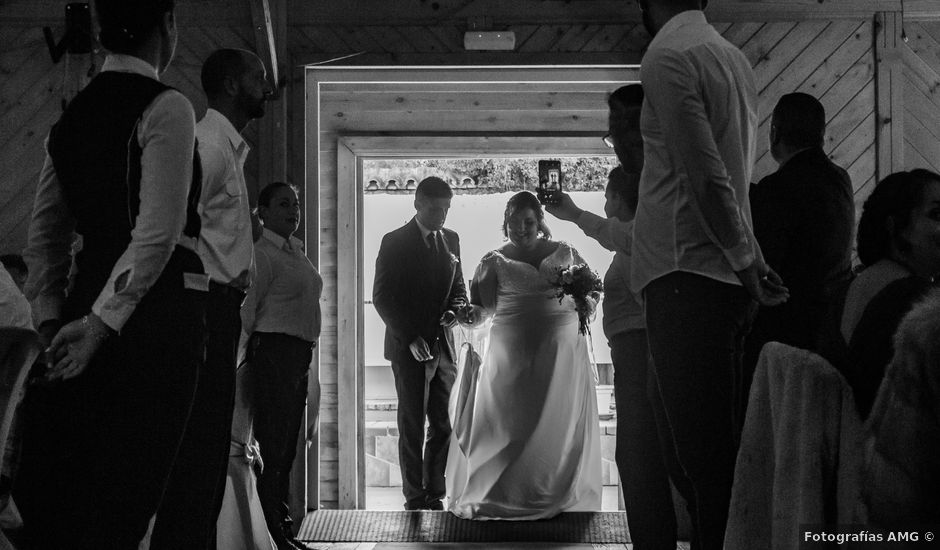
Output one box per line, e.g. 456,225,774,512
439,310,457,329
409,336,433,362
456,305,481,326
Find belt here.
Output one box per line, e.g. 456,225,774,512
209,280,247,301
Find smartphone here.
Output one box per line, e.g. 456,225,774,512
537,160,563,205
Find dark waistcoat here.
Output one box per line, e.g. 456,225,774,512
47,71,202,321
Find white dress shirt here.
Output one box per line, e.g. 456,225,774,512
23,54,197,331
195,108,255,290
633,10,763,292
414,216,440,249
241,228,323,343
0,264,33,330
575,211,644,338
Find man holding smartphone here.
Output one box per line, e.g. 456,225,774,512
548,84,685,550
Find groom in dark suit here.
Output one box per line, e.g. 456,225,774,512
373,176,468,510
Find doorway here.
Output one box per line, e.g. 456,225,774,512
306,65,638,509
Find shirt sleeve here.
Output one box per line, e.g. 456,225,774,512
575,211,634,256
91,89,196,331
643,47,756,271
240,245,272,336
22,144,76,326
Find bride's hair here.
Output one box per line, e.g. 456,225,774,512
502,191,552,240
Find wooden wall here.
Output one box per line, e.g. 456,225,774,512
0,2,259,257
903,21,940,173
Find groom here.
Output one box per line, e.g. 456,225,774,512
373,176,468,510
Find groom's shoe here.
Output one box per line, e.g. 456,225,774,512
425,499,444,511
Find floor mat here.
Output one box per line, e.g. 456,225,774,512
297,510,630,543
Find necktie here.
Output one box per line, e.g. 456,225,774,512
427,232,438,254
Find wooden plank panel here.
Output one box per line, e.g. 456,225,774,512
903,45,940,111
816,60,875,132
830,111,877,173
426,25,465,52
756,21,865,121
905,137,940,172
321,110,607,133
826,81,876,154
321,91,611,112
0,65,63,152
580,24,633,52
904,77,940,142
903,110,940,171
359,26,414,53
905,22,940,78
721,22,766,50
753,21,829,92
874,11,905,181
848,145,877,193
782,25,872,119
318,82,630,94
738,21,796,68
517,25,568,52
552,24,604,52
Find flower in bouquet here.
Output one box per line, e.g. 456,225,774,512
550,263,603,335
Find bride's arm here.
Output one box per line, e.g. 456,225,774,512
459,254,497,326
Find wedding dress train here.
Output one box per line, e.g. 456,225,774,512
446,242,602,520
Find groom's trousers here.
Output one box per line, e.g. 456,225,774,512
391,335,456,510
644,271,752,550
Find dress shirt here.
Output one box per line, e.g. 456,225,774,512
575,211,644,338
241,228,323,343
23,54,196,331
0,264,33,330
195,108,254,289
414,216,439,249
633,10,762,292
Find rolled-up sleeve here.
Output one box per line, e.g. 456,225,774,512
91,90,196,331
643,48,755,271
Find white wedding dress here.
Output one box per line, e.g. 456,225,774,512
446,241,602,520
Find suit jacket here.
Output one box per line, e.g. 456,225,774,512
749,147,854,351
373,218,467,362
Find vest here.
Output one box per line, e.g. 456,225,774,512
48,71,202,321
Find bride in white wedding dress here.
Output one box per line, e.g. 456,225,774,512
446,191,602,520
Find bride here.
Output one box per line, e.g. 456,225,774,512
447,190,602,520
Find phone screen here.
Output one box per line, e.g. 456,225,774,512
537,160,562,205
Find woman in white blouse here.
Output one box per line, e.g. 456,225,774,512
237,182,322,549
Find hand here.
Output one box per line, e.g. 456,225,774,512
439,310,457,329
544,192,582,222
736,261,789,307
46,313,112,381
37,320,61,350
409,336,433,362
456,305,482,326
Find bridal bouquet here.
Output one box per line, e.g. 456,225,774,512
551,263,603,335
